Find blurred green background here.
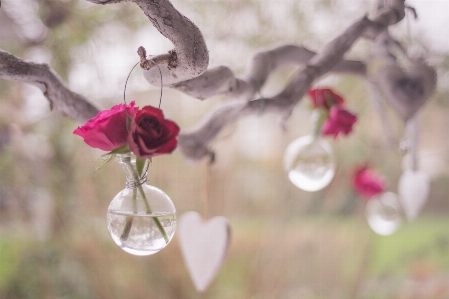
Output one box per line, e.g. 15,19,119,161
0,0,448,298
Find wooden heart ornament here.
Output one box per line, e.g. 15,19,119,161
178,211,231,292
378,60,436,122
398,170,430,222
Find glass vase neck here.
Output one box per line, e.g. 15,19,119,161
116,153,150,189
310,110,322,139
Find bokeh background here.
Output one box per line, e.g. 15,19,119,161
0,0,448,298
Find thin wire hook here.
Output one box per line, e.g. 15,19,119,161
149,59,163,108
123,59,164,108
123,62,139,104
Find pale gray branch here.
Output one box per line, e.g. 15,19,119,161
172,44,366,101
0,0,412,163
87,0,209,86
179,1,407,161
0,49,100,123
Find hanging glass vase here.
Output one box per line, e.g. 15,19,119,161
107,153,176,256
283,111,336,192
366,192,402,236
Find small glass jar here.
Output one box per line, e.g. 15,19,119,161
107,153,176,256
283,111,336,192
366,192,402,236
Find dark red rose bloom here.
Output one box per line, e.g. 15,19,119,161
321,105,357,138
128,105,180,158
73,102,137,151
308,88,344,109
353,166,386,199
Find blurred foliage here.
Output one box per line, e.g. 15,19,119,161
0,0,448,298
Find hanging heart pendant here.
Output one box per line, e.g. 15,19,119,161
377,60,436,122
178,211,231,292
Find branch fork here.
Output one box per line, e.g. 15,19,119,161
137,46,177,71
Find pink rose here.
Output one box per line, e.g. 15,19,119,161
73,102,137,151
128,105,180,158
308,88,344,109
353,166,386,199
322,105,357,138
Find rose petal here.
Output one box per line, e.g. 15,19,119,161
353,166,386,199
73,101,136,151
127,105,180,158
308,88,345,109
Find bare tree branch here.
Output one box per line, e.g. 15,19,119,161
179,1,407,161
87,0,209,86
0,49,100,123
171,44,367,101
0,0,412,163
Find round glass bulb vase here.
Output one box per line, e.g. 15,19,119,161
366,192,402,236
107,153,176,256
283,135,336,192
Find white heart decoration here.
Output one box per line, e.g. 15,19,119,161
178,211,231,292
398,170,430,222
378,60,436,122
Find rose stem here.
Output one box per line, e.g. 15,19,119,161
121,159,169,243
120,217,134,241
120,188,137,241
137,185,169,243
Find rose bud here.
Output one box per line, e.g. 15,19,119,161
128,105,180,158
74,102,137,151
322,105,357,138
353,166,386,199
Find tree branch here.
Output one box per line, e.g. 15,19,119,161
88,0,209,86
0,0,412,163
171,44,367,101
0,49,100,123
179,1,407,161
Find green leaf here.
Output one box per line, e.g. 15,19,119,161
106,144,130,155
95,154,115,171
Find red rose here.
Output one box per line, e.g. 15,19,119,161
353,166,386,199
73,102,137,151
128,105,180,158
308,88,344,109
322,105,357,138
